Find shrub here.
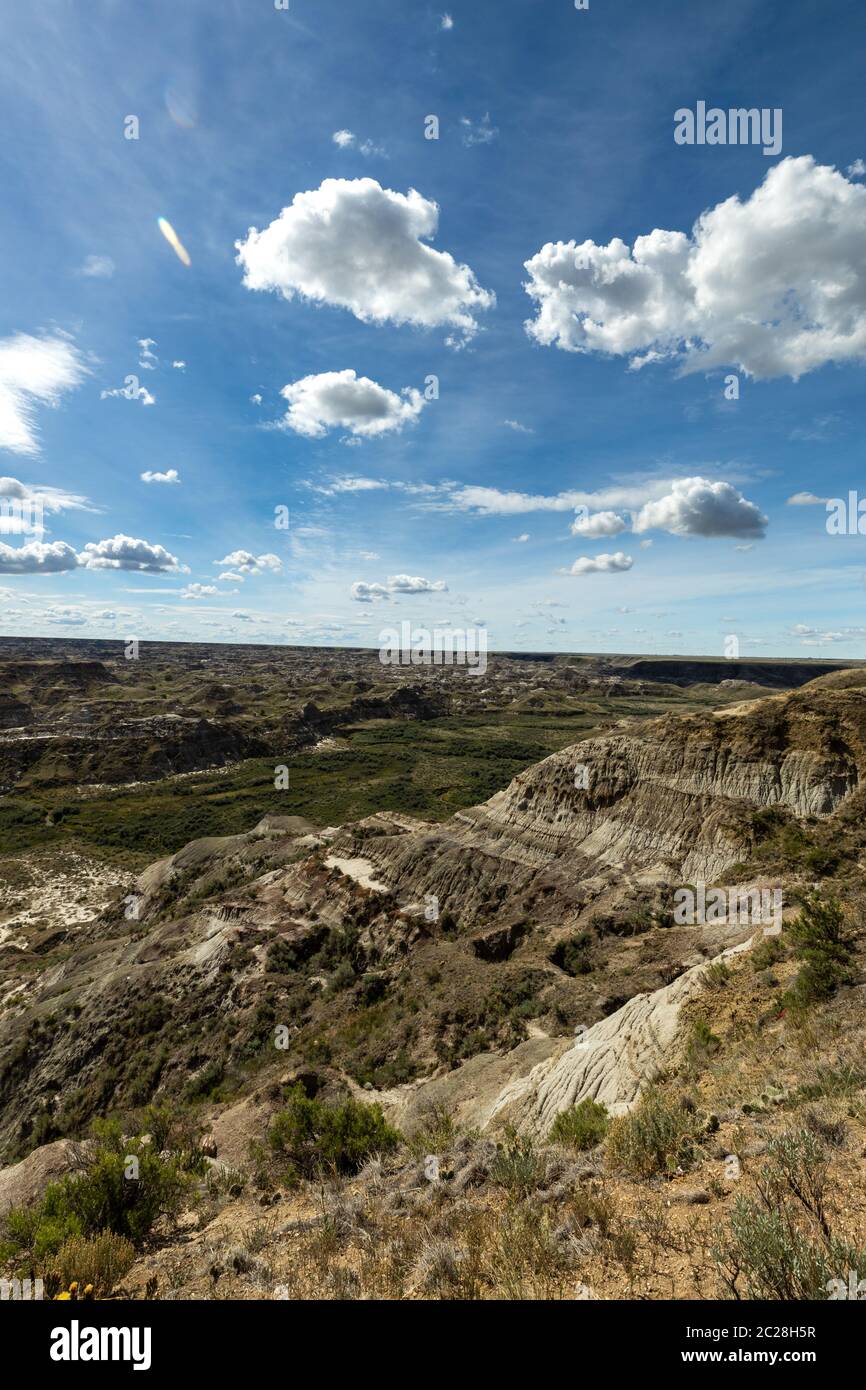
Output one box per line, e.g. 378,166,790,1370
750,934,787,973
605,1088,709,1178
406,1102,457,1161
268,1088,400,1179
46,1230,135,1298
713,1126,866,1299
703,961,731,991
410,1239,464,1296
490,1127,545,1197
140,1101,203,1162
486,1202,577,1299
2,1120,197,1260
326,960,357,995
715,1199,862,1300
685,1016,721,1071
803,846,839,877
551,933,594,977
794,1055,866,1102
758,1128,831,1236
783,894,853,1012
549,1097,610,1152
185,1058,227,1102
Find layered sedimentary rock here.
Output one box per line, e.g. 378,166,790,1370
336,683,862,904
1,673,863,1160
487,937,755,1134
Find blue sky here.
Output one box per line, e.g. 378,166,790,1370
1,0,865,656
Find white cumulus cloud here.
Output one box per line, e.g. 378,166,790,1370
350,582,391,603
388,573,448,594
214,550,282,575
235,178,494,344
632,478,767,539
561,552,634,576
446,477,765,539
279,370,427,439
524,156,866,380
101,380,155,406
78,534,185,573
331,130,385,157
138,339,158,370
0,539,80,574
351,573,447,602
44,607,87,626
141,469,179,484
571,509,628,538
181,583,218,599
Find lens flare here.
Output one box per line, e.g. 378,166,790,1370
157,217,191,267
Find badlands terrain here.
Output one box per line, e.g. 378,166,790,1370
1,640,865,1300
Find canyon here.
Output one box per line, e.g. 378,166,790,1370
1,649,865,1300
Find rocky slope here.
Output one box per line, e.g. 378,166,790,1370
1,670,864,1172
346,678,862,902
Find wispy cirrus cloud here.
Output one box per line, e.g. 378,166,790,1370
78,254,115,279
0,333,89,455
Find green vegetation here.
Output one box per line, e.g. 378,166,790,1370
713,1128,866,1300
605,1087,712,1178
685,1016,721,1072
0,1116,201,1266
46,1230,136,1299
490,1128,545,1197
748,809,841,877
0,675,759,863
267,1088,400,1180
791,1055,866,1104
405,1102,457,1161
750,933,788,973
702,961,731,991
783,893,853,1012
551,931,595,976
549,1097,610,1151
432,970,546,1068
